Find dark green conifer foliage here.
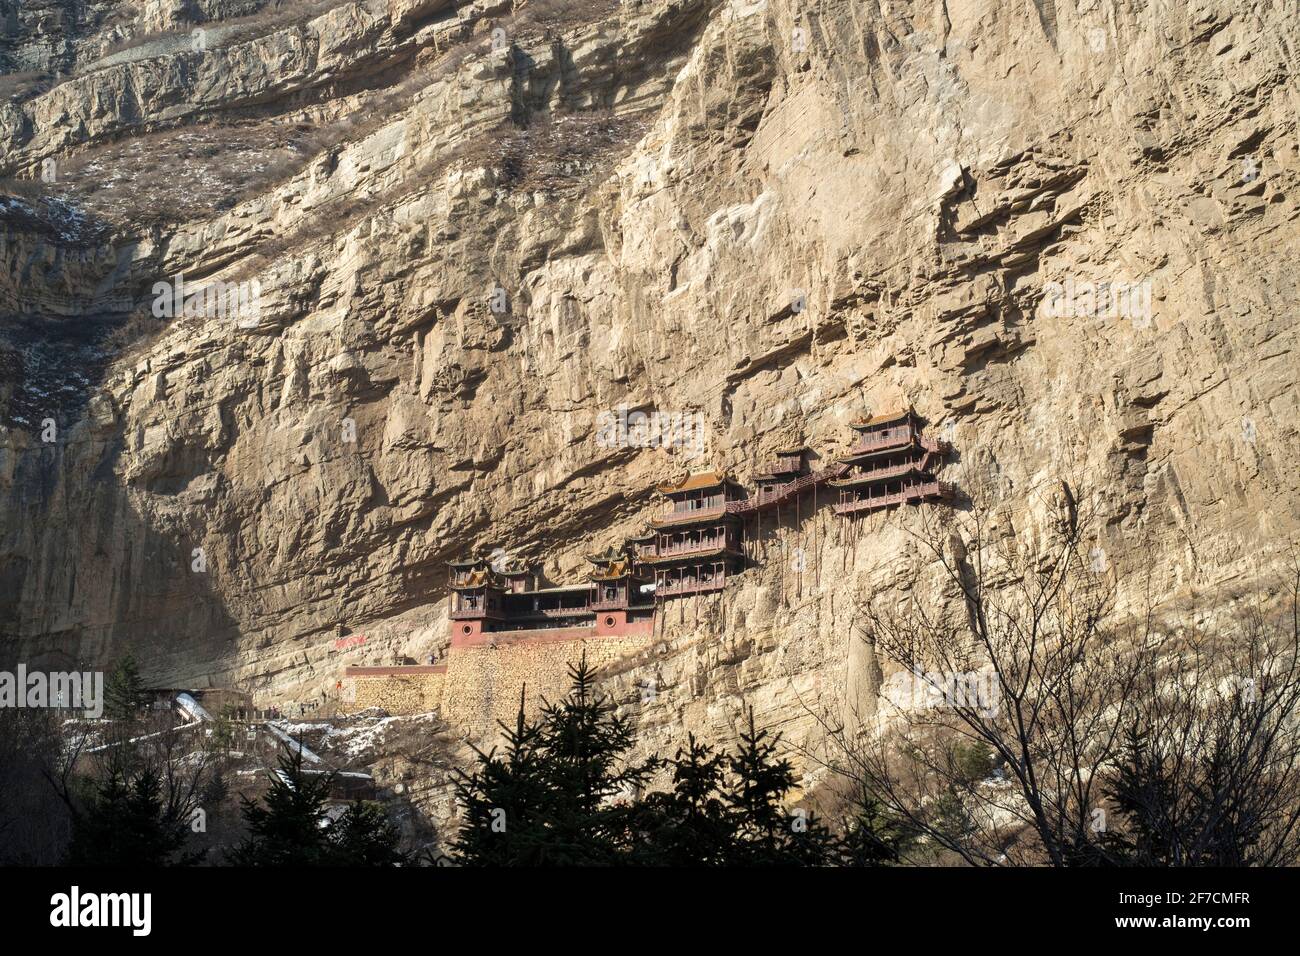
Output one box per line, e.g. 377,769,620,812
232,750,336,865
838,784,916,866
632,734,732,864
65,766,193,866
232,749,408,866
104,653,148,721
453,662,891,866
449,695,552,864
1092,723,1262,867
716,713,839,865
330,799,409,866
452,658,657,864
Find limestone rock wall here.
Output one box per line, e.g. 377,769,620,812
1,0,1298,768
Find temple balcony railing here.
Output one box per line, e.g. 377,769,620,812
653,540,735,558
726,485,791,512
589,598,629,611
651,505,728,526
833,481,955,515
665,494,727,515
514,605,592,619
919,435,952,454
725,462,850,515
450,608,505,620
840,458,932,486
847,425,917,455
491,620,593,634
658,578,726,596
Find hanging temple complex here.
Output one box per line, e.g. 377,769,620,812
342,410,956,724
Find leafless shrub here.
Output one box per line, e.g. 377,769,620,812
506,0,624,40
40,708,228,861
0,70,54,104
808,484,1300,866
0,176,47,201
1102,594,1300,865
488,110,652,191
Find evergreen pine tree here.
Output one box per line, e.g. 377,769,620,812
104,653,147,721
450,689,553,865
531,656,657,863
632,734,732,864
65,766,192,866
330,799,410,866
927,783,979,856
232,749,408,866
452,657,657,865
453,669,869,866
718,712,839,865
231,749,336,865
838,784,915,866
1093,724,1193,865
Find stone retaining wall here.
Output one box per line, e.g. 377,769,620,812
440,635,653,738
340,664,446,716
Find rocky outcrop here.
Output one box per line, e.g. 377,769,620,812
2,0,1298,776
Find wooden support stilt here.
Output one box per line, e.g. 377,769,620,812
795,487,802,601
694,564,701,628
813,482,820,592
717,565,723,631
841,506,848,574
777,501,784,607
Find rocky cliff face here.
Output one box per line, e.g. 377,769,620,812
2,0,1298,766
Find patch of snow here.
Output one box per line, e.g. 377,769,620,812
175,693,211,722
266,722,323,764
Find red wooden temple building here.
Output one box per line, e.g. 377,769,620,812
754,445,811,500
447,557,506,638
643,472,747,597
448,548,656,645
446,409,957,640
728,445,850,514
586,544,656,631
829,408,954,515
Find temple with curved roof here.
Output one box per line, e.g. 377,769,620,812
443,412,958,644
829,409,955,515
